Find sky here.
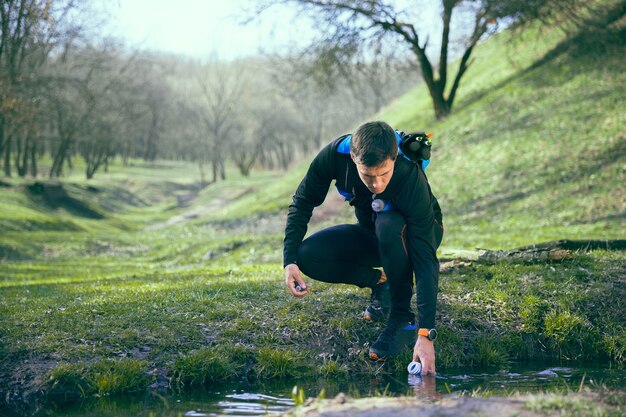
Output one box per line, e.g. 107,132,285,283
104,0,316,60
101,1,466,63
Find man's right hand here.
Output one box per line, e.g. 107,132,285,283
284,263,309,298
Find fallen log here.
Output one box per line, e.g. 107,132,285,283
438,240,626,265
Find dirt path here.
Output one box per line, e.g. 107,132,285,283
146,188,348,232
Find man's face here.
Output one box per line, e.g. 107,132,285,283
353,157,395,195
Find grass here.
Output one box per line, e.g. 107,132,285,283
524,389,626,417
381,22,625,250
47,358,149,399
0,14,625,411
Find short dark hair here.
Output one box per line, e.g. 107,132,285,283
350,121,398,167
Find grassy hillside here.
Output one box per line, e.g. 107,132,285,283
0,18,624,412
381,26,625,250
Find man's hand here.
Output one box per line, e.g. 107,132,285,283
284,263,309,298
413,336,436,376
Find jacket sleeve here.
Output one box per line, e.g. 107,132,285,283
283,143,335,267
397,169,440,329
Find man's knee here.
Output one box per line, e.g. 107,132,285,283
375,212,406,247
296,239,313,273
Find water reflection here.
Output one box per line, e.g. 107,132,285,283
218,393,293,415
36,364,626,417
408,374,439,399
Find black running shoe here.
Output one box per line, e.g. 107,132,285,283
369,318,416,360
363,282,390,322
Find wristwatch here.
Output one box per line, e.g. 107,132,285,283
418,328,437,341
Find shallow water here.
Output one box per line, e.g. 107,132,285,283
32,364,626,417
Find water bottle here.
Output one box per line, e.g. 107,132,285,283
407,361,422,375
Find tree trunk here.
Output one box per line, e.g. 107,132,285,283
30,141,37,177
122,145,129,166
219,160,225,181
278,143,289,170
3,135,11,177
198,161,207,187
144,112,159,161
433,98,451,119
15,135,27,177
212,159,218,183
0,118,5,161
50,139,71,178
234,152,256,177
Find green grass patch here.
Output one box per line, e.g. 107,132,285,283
525,391,624,417
172,346,244,388
255,347,306,379
437,252,626,366
46,358,149,399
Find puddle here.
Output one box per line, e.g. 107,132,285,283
29,364,626,417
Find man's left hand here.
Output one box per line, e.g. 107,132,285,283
413,336,436,376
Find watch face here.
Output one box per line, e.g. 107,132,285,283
428,329,438,341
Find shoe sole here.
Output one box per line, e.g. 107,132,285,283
369,352,385,361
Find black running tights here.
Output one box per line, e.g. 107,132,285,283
297,211,424,320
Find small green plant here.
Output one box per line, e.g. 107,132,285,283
291,385,306,406
316,357,348,377
543,309,586,360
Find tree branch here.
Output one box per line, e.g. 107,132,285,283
446,9,488,107
438,0,455,97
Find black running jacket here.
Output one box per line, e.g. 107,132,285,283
283,133,443,329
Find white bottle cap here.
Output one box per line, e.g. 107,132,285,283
407,361,422,375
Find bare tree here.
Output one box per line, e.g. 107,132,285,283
0,0,82,176
258,0,591,119
302,37,417,115
174,98,212,186
196,61,245,182
229,92,304,175
45,41,137,178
